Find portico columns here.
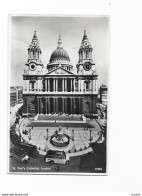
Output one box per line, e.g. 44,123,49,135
95,79,97,93
45,79,47,92
62,78,64,92
70,98,72,114
45,98,47,114
39,98,42,114
71,78,72,92
79,97,82,114
37,98,40,114
48,79,50,92
53,78,55,92
56,98,58,113
65,78,67,92
73,79,75,92
48,98,50,113
65,98,67,113
56,78,58,92
62,98,64,113
53,98,56,113
73,97,75,114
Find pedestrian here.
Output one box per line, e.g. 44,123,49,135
55,165,60,172
29,128,31,140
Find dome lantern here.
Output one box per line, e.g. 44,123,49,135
57,34,62,49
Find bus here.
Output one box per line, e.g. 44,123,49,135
16,142,39,158
44,150,70,165
10,147,30,163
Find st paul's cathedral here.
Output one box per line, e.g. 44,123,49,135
22,30,98,116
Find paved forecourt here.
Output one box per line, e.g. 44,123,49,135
19,116,102,157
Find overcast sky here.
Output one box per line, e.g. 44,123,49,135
10,16,109,87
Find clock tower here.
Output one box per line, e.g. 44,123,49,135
24,31,44,74
76,30,96,75
76,30,98,102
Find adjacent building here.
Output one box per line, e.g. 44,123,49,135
10,86,23,107
100,84,108,106
22,31,99,116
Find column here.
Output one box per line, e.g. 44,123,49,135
48,79,50,92
57,78,58,92
39,98,41,114
70,98,72,114
73,97,75,114
65,78,66,92
73,79,75,92
53,78,55,92
45,79,47,92
29,81,31,91
70,78,72,92
65,98,67,113
95,79,97,93
38,80,40,91
56,98,58,113
36,80,38,91
48,98,50,113
82,80,84,92
79,97,81,114
53,98,56,113
80,80,82,92
82,98,84,114
78,79,80,92
62,78,64,92
62,98,64,113
71,78,73,91
65,78,67,92
91,80,93,93
80,80,81,92
93,79,95,93
45,98,47,114
55,78,56,92
37,98,39,114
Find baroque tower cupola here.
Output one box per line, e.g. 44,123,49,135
24,31,44,74
77,30,96,75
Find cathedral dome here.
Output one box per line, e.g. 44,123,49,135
50,48,70,63
49,35,70,63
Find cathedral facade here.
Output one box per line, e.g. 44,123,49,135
22,31,98,116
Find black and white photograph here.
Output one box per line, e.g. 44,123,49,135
0,0,142,195
9,16,109,174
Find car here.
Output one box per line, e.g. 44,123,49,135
10,146,30,163
44,150,70,165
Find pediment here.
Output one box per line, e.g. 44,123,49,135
46,67,75,75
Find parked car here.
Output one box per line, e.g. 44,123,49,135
16,142,39,158
10,146,30,163
44,150,70,165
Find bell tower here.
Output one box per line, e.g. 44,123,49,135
77,30,96,75
24,31,44,74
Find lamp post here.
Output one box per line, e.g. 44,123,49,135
89,129,93,141
72,129,74,141
46,129,48,140
27,98,29,119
